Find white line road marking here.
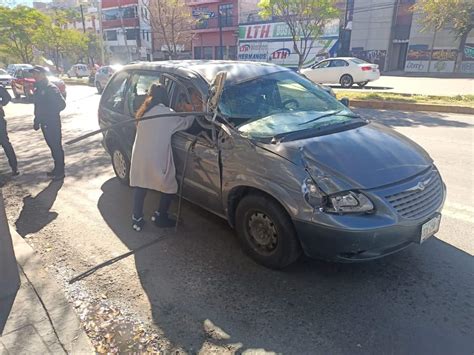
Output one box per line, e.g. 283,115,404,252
442,202,474,223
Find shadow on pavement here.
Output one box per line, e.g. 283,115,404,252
15,180,63,237
0,293,17,334
356,109,473,128
97,177,474,354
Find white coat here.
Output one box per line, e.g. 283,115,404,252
129,104,194,193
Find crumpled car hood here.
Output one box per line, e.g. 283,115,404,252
257,122,432,193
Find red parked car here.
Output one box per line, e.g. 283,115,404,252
11,67,67,101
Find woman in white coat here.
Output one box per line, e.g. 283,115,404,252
130,83,196,230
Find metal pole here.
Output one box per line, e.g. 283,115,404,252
80,5,86,33
98,0,105,64
218,9,223,59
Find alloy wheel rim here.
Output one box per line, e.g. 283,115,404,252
113,150,127,179
247,212,278,254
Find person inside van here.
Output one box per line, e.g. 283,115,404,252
130,83,195,231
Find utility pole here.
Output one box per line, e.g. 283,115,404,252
218,8,223,59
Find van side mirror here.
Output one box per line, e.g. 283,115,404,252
340,98,350,107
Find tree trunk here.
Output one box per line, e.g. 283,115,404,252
455,28,470,73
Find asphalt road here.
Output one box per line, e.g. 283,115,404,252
332,75,474,96
1,86,473,354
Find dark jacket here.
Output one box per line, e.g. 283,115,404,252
33,80,66,125
0,85,11,118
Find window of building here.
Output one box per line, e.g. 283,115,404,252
126,29,139,40
122,6,137,19
194,47,202,59
146,31,149,41
103,6,137,21
215,46,228,60
218,4,233,27
228,46,237,60
105,30,117,41
203,46,213,59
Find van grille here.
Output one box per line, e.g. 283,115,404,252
385,171,443,219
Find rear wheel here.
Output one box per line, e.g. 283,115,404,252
235,193,301,269
111,145,130,185
340,74,354,88
357,81,369,88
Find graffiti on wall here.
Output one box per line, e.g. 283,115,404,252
350,48,387,71
405,45,458,73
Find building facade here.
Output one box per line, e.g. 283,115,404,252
187,0,239,60
101,0,152,64
347,0,474,73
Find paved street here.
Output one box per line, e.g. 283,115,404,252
1,85,473,354
332,75,474,96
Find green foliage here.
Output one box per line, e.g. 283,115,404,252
0,6,48,63
413,0,474,71
414,0,474,36
258,0,339,69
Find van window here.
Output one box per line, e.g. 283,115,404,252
127,73,161,116
102,71,129,113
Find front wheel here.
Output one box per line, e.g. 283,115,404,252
340,74,354,88
111,145,130,185
235,194,301,269
357,81,369,88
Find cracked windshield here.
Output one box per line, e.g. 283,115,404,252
219,71,356,138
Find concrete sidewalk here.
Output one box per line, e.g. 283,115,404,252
0,226,92,354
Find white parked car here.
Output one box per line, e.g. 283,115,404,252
301,57,380,88
67,64,90,78
0,69,13,87
94,64,122,93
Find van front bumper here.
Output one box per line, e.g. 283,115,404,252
293,212,440,262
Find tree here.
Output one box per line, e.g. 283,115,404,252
413,0,474,72
0,6,48,63
35,23,88,70
258,0,339,69
145,0,195,59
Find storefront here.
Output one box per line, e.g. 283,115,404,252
237,20,340,68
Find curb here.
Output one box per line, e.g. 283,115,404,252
9,225,94,353
350,99,474,114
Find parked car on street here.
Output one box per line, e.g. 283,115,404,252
95,64,123,94
12,67,67,100
6,63,33,76
98,61,445,269
301,57,380,88
67,64,90,78
0,69,13,87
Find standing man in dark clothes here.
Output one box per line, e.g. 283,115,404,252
0,85,19,176
31,66,66,181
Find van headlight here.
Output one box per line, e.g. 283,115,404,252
325,191,374,214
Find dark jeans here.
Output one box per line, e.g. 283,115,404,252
41,121,64,175
0,117,17,172
133,187,174,219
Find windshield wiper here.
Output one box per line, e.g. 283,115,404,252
298,110,360,126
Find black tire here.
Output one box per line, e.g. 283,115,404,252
96,81,103,94
340,74,354,88
357,81,369,88
235,193,301,269
110,145,130,185
67,74,71,78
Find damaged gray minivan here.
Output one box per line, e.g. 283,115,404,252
99,61,446,269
